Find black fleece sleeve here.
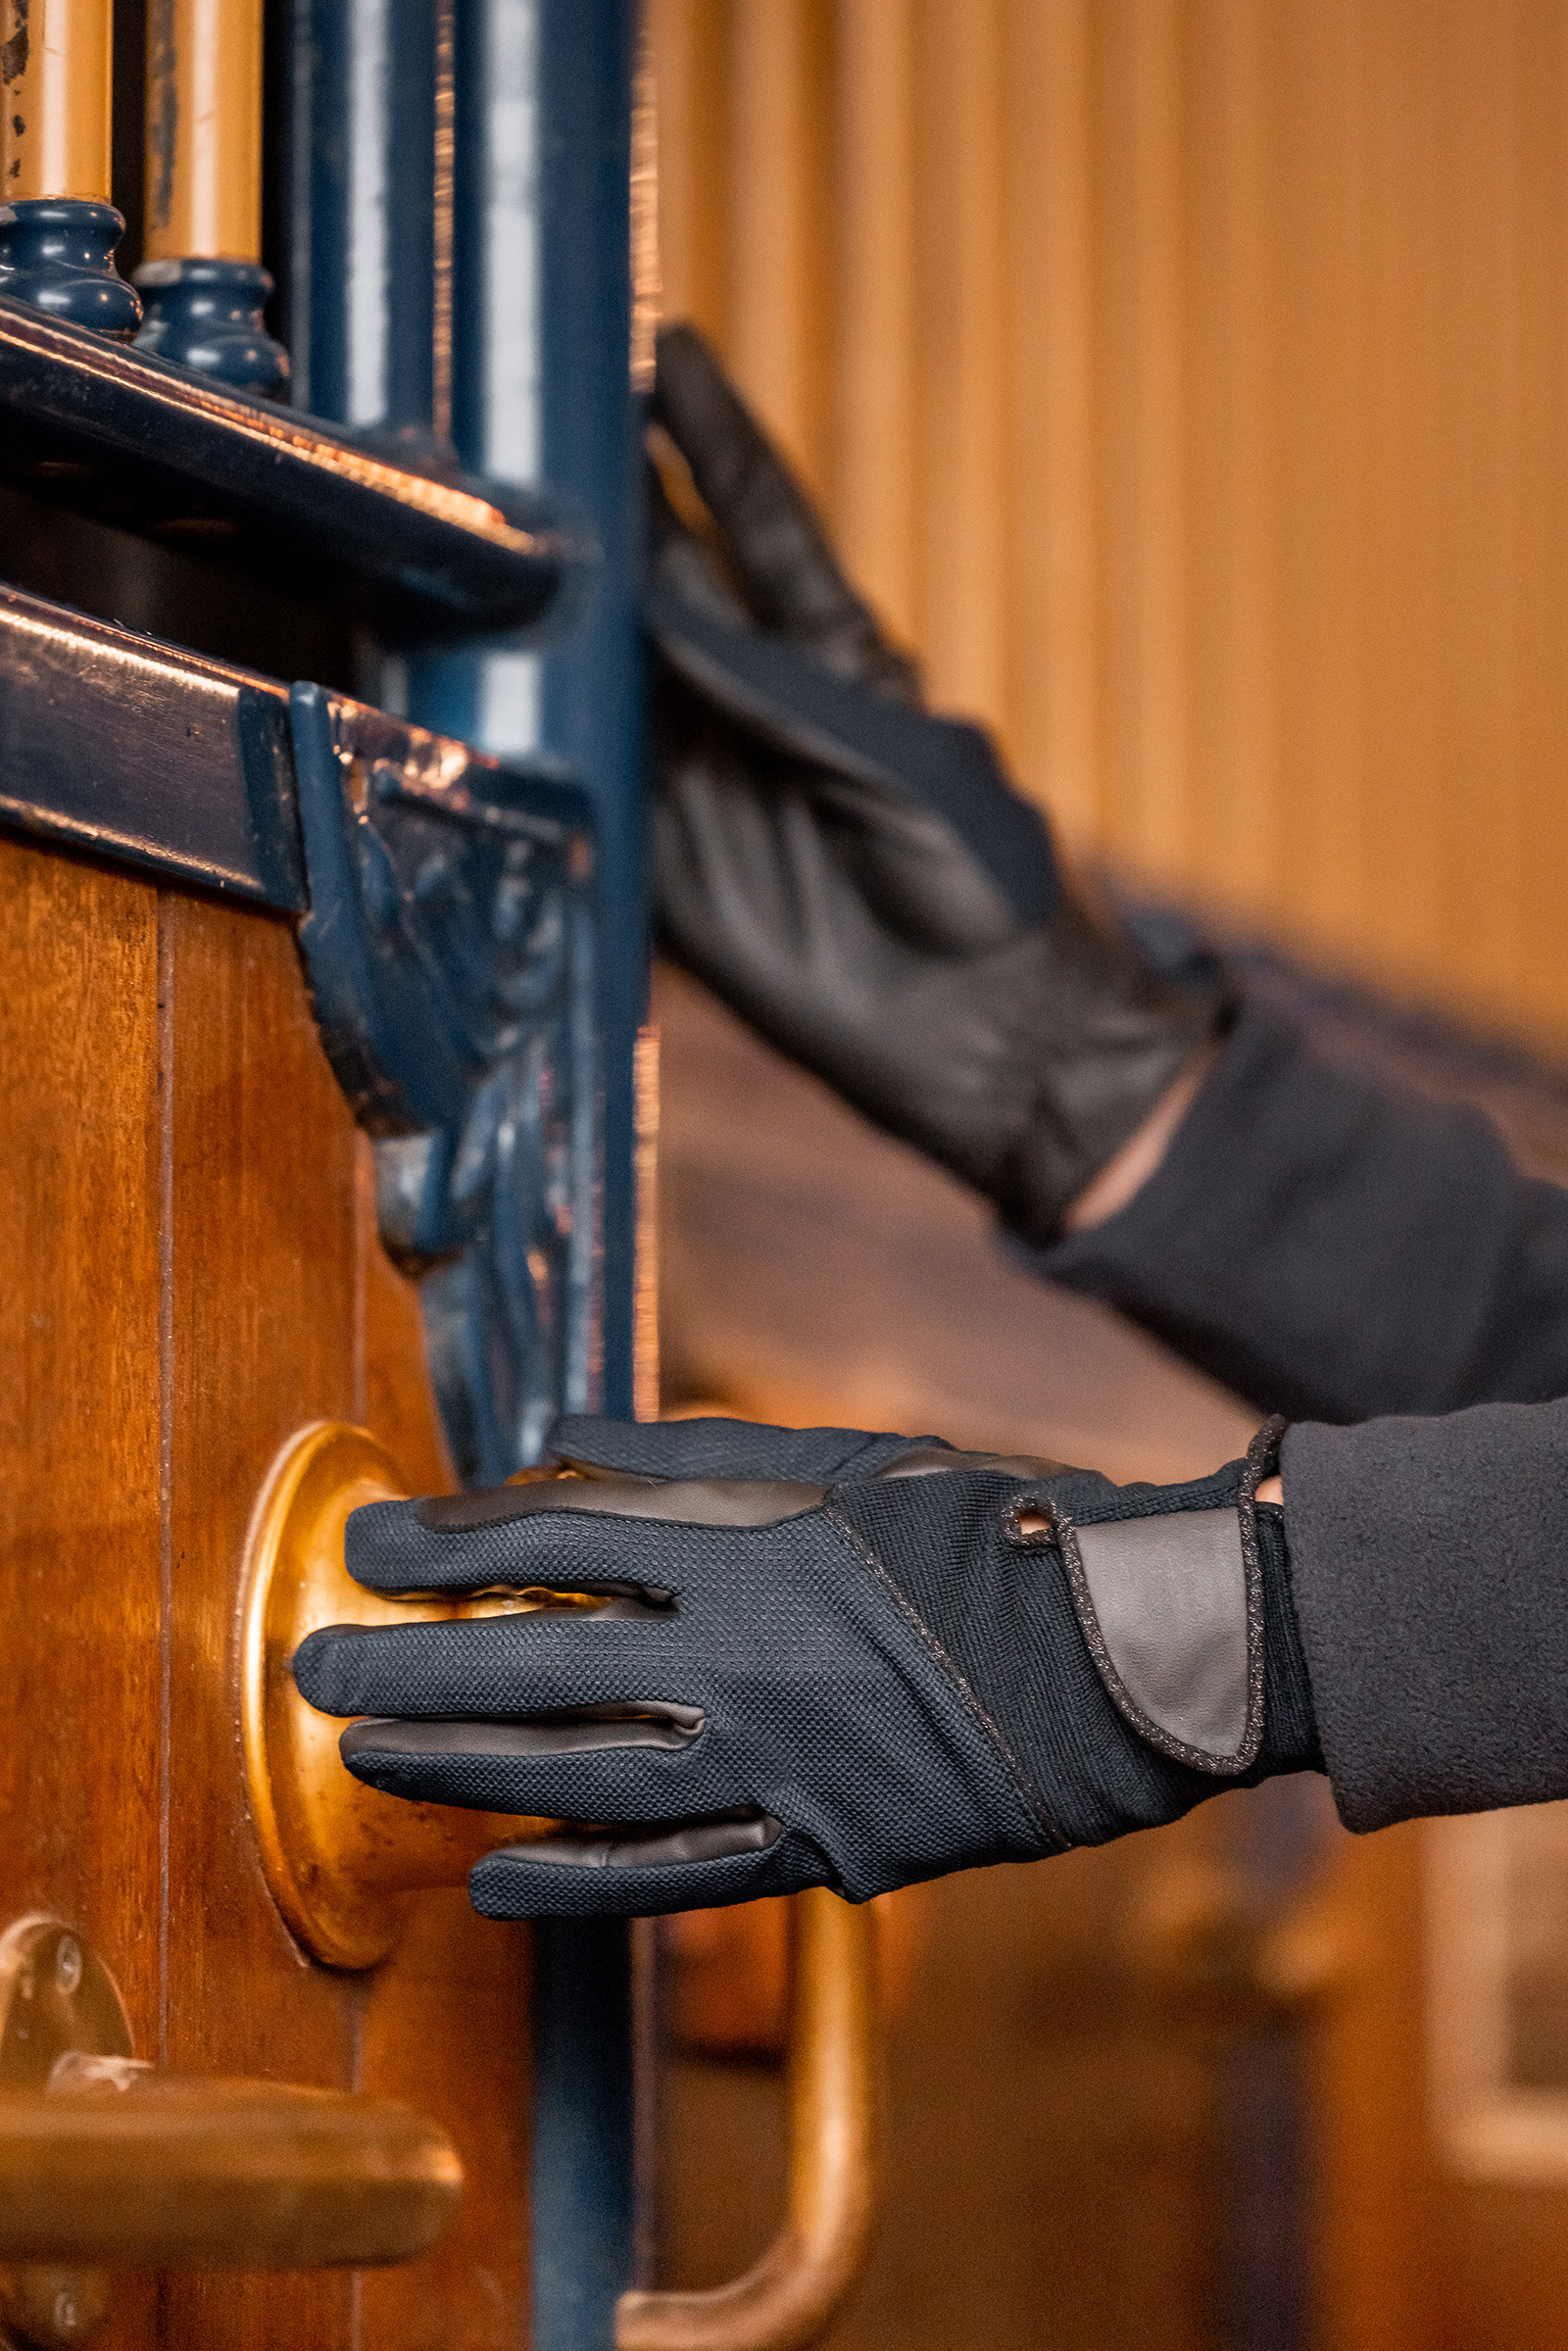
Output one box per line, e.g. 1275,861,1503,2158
1038,998,1568,1424
1281,1403,1568,1829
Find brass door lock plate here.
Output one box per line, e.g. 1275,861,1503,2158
0,1917,132,2351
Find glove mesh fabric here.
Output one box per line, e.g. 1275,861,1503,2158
295,1415,1322,1919
551,1413,939,1482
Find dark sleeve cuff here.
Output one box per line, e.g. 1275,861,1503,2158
1033,997,1568,1423
1281,1404,1568,1830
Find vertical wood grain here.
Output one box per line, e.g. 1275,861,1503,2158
646,14,1568,2345
1003,0,1102,838
725,0,834,496
156,906,537,2351
0,856,539,2345
1431,0,1521,1017
1269,0,1371,982
653,0,1568,1051
354,1141,535,2351
360,1892,534,2351
914,0,1008,725
159,891,360,2349
1186,0,1281,905
0,839,162,2351
1092,0,1193,880
832,0,919,646
649,0,729,348
1510,0,1568,1044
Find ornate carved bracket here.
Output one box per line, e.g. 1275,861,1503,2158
290,682,599,1484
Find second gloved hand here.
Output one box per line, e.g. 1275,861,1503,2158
648,324,1235,1241
292,1413,1321,1919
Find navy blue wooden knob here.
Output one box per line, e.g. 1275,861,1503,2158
132,258,288,392
0,200,142,337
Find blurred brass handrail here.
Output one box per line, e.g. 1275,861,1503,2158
0,2072,462,2268
617,1887,879,2351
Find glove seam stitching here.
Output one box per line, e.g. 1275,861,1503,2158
822,1499,1071,1855
1041,1418,1284,1777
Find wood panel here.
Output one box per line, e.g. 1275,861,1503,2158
0,835,163,2351
651,0,1568,1053
0,851,534,2344
156,896,537,2350
356,1142,534,2351
159,889,361,2347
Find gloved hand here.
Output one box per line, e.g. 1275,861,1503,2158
647,324,1235,1242
293,1413,1321,1920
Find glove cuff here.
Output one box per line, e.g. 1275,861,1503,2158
994,930,1238,1247
1030,1420,1279,1776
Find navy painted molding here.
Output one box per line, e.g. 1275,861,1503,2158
0,294,589,644
0,201,141,338
0,583,306,907
290,679,598,1481
133,259,290,393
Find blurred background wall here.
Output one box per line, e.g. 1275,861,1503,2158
651,0,1568,1054
644,12,1568,2351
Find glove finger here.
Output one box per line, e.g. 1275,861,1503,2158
336,1712,729,1826
646,457,753,629
468,1819,830,1919
292,1613,689,1723
549,1413,935,1484
645,589,1058,935
343,1474,823,1594
653,322,917,699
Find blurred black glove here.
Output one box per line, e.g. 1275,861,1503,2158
294,1413,1319,1920
647,324,1235,1242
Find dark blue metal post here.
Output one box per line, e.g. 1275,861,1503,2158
416,0,645,1425
287,8,646,2345
284,0,443,434
428,13,645,2345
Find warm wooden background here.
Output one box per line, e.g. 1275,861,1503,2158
646,13,1568,2346
651,0,1568,1053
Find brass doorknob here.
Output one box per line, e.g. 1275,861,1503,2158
242,1421,565,1969
0,1916,461,2351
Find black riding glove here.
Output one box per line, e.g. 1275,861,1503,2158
293,1414,1321,1920
647,324,1235,1241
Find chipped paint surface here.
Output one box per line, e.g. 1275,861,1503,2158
1,0,28,87
0,0,112,199
1,0,28,185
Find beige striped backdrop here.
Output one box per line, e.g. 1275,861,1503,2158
651,0,1568,1053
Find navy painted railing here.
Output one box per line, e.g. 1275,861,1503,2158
287,8,644,2346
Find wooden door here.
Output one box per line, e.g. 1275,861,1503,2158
0,839,532,2350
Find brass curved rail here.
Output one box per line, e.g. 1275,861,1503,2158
617,1888,879,2351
